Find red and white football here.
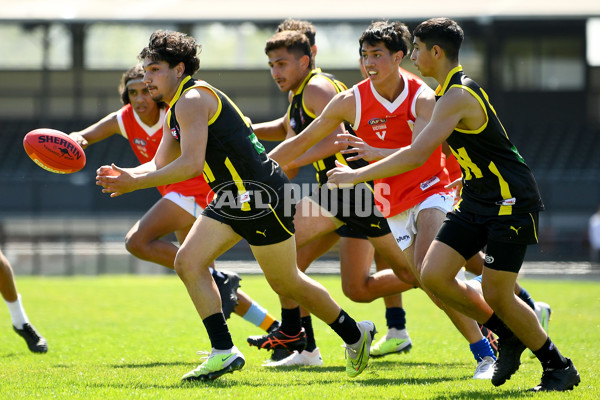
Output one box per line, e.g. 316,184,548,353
23,128,86,174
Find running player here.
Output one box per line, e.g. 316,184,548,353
96,30,375,381
250,21,414,366
268,20,497,379
70,65,279,332
327,17,579,392
1,249,47,353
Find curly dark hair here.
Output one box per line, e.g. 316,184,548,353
413,18,463,62
276,19,316,47
359,20,411,56
265,30,312,65
139,30,200,76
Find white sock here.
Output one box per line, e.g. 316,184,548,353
6,294,29,329
212,346,238,355
386,327,409,340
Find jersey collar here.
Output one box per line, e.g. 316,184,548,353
294,68,322,95
435,65,463,96
169,75,193,108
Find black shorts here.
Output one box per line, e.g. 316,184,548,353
309,183,390,238
203,200,295,246
435,209,539,273
335,224,368,239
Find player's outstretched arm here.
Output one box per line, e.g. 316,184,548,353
69,112,121,149
327,92,463,186
97,88,212,197
269,91,352,167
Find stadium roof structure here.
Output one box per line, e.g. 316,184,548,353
3,0,600,23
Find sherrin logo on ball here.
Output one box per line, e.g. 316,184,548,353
23,128,86,174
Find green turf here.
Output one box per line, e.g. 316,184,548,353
0,274,597,399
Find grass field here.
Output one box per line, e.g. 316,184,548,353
0,274,598,399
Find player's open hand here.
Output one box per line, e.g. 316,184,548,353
96,164,137,197
326,160,360,188
335,132,385,162
96,164,121,177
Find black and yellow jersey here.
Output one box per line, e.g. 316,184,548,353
435,66,544,216
288,68,368,185
167,76,289,212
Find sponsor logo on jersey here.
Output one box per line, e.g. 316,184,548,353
420,176,440,191
368,118,388,140
290,118,297,130
133,138,147,146
485,255,495,264
170,127,179,140
368,118,387,125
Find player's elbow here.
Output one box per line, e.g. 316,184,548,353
406,149,429,169
177,157,204,179
187,163,205,178
404,156,426,170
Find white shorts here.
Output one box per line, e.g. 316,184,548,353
163,191,203,218
387,192,454,251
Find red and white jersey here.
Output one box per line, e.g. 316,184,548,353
116,104,211,208
351,69,450,217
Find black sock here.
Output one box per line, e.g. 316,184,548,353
385,307,406,330
302,316,317,352
202,312,233,350
517,287,536,310
279,307,302,335
533,337,569,369
483,313,514,339
328,309,360,344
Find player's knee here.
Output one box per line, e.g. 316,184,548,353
265,274,296,296
398,268,419,287
420,268,443,294
173,248,195,280
341,282,372,303
124,231,147,258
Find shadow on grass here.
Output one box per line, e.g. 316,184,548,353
82,381,240,390
110,361,192,369
429,388,536,399
371,359,468,368
263,359,468,374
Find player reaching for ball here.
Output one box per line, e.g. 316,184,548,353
69,64,281,336
96,30,375,382
326,18,579,392
0,249,47,353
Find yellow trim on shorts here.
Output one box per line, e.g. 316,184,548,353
268,204,293,236
529,213,539,243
